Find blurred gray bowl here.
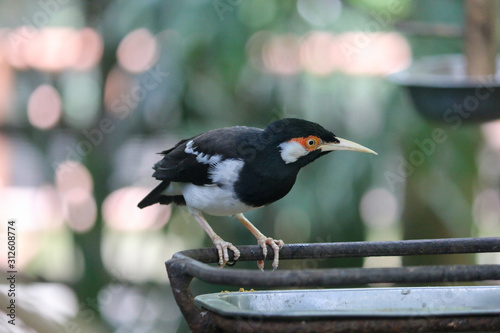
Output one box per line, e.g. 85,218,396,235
389,54,500,122
195,286,500,318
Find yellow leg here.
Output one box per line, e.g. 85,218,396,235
233,213,284,270
189,208,240,267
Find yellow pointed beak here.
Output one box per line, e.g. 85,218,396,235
319,137,378,155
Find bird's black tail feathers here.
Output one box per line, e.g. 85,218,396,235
138,181,171,208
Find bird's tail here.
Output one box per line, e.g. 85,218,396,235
138,181,171,208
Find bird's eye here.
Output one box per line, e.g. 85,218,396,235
304,137,319,149
291,136,320,150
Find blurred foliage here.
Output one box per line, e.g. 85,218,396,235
0,0,499,332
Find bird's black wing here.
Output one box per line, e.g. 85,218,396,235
138,126,262,209
152,126,262,185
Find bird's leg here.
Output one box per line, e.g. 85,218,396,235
189,208,240,267
233,213,284,270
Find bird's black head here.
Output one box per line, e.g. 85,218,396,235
263,118,377,167
233,118,376,208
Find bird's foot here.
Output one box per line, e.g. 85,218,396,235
256,236,284,271
211,235,240,267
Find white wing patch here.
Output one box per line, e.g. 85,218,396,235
180,159,249,216
278,141,309,164
185,140,223,165
209,158,244,186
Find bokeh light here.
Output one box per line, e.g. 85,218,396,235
104,66,134,117
103,187,171,231
56,161,96,232
481,120,500,151
0,186,65,270
2,27,103,72
0,186,64,232
27,84,62,130
73,28,104,71
258,31,411,76
262,34,301,75
117,28,158,73
23,27,81,72
473,189,500,233
5,26,37,70
56,161,93,195
65,187,98,232
300,31,338,75
360,188,399,228
34,185,65,230
336,32,411,75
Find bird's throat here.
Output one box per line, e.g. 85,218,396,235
278,140,309,164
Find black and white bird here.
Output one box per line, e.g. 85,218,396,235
138,118,377,269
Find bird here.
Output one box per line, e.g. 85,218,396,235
138,118,377,270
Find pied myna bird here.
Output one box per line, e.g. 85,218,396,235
138,118,377,270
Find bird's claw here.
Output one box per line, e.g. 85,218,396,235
212,236,240,267
257,237,284,270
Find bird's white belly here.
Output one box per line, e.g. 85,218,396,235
180,183,255,216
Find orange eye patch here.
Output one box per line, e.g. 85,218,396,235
290,136,321,151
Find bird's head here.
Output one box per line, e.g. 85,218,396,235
265,118,377,166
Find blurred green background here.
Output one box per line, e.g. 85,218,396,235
0,0,499,332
